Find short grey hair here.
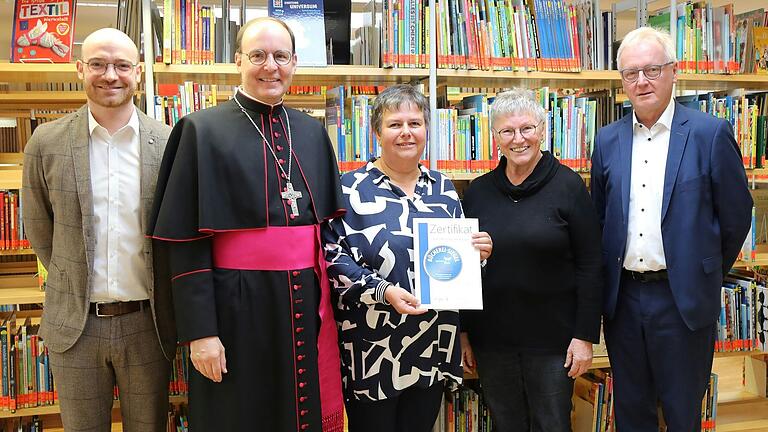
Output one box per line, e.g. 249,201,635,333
490,88,547,128
371,84,430,134
617,27,676,70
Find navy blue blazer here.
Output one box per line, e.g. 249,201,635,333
591,102,753,331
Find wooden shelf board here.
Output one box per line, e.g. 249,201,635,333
0,286,44,304
591,355,610,369
0,169,21,189
0,92,87,109
0,62,79,84
717,399,768,431
438,69,620,89
0,249,35,256
154,64,428,86
0,404,59,418
0,395,187,419
718,390,764,405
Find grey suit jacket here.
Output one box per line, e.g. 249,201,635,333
22,105,177,360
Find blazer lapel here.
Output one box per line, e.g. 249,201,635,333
661,104,690,222
618,116,633,225
138,113,160,237
70,106,95,274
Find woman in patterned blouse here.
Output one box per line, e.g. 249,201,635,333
322,84,492,432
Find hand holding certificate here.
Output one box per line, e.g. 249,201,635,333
413,218,485,310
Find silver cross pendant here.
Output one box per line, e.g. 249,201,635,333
281,181,303,217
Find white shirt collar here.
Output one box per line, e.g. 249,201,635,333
87,106,139,137
237,86,284,107
632,98,675,131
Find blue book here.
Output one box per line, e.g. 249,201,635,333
268,0,328,67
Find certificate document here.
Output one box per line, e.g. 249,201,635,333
413,218,483,310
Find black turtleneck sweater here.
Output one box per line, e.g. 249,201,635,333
461,152,603,354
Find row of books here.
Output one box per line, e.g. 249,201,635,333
168,404,190,432
160,0,216,65
170,345,189,397
649,4,765,74
0,315,56,412
573,369,614,432
328,87,603,174
5,416,42,432
433,381,494,432
717,272,768,353
155,83,222,127
617,91,768,170
573,370,718,432
0,191,30,251
379,0,610,71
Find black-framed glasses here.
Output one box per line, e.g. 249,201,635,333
245,49,293,66
619,61,674,83
494,121,543,140
82,59,138,76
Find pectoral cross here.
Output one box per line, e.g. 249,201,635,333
281,181,303,217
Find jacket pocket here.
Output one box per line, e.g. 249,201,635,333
701,256,722,275
677,174,710,193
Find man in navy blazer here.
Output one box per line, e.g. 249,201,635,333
591,27,752,431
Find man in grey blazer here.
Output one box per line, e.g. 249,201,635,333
22,28,175,431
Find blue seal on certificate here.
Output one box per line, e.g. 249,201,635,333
423,246,463,281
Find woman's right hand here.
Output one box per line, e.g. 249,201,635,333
384,285,428,315
460,332,477,374
190,336,228,382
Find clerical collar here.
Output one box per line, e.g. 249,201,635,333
235,87,284,115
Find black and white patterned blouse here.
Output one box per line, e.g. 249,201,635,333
322,161,464,402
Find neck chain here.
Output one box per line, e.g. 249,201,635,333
234,91,293,181
233,90,303,217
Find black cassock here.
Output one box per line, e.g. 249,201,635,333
149,92,345,431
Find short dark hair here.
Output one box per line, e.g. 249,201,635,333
235,17,296,54
371,84,430,134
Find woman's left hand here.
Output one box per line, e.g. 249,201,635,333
564,338,593,378
472,231,493,261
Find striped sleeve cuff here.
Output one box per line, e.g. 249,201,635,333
375,280,391,305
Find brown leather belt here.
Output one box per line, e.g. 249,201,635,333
622,269,668,283
89,299,150,317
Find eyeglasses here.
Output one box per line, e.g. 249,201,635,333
494,122,542,140
82,59,138,76
245,49,293,66
619,61,674,83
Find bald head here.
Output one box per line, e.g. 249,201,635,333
81,28,139,63
236,17,295,54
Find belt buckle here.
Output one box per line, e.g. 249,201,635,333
95,302,115,317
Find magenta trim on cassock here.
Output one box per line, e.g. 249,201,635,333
211,226,344,432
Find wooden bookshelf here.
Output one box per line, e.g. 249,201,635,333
0,395,188,419
0,92,87,110
437,69,768,91
0,62,78,84
154,64,428,86
0,170,21,189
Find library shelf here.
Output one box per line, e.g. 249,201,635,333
0,286,44,305
716,399,768,431
438,69,621,90
446,171,591,182
0,92,87,110
154,64,428,86
0,249,34,256
0,169,22,189
0,395,188,420
0,62,78,84
733,244,768,268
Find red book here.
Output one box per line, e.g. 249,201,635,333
11,0,76,63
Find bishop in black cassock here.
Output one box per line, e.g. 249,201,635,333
149,89,345,431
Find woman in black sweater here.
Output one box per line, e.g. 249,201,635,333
461,89,603,432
